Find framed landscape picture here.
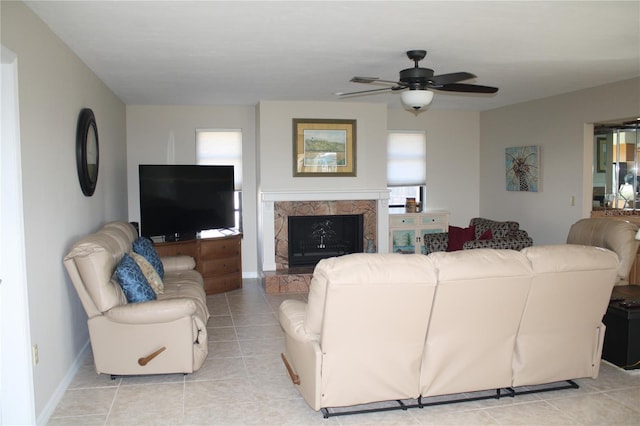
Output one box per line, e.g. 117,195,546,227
293,118,356,177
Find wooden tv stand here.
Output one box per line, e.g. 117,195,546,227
154,232,242,295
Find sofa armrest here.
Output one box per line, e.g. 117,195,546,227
105,298,198,324
279,300,318,343
463,236,533,251
161,255,196,272
423,232,449,254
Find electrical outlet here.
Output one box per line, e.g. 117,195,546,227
32,344,39,366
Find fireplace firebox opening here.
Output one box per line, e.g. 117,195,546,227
288,214,364,267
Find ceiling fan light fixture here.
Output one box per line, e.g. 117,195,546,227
401,89,434,111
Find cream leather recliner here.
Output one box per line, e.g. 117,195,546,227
279,254,438,410
419,249,533,397
566,218,640,285
513,245,617,386
64,221,209,376
279,246,618,412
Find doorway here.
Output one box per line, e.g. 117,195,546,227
592,119,640,210
1,46,36,425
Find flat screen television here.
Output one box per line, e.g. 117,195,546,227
139,164,235,240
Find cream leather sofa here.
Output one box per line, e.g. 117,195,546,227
567,218,640,285
279,246,618,412
64,221,209,376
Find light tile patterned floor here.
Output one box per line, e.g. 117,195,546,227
48,279,640,425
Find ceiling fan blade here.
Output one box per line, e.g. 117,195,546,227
335,86,403,97
433,83,499,94
351,76,405,85
430,72,477,85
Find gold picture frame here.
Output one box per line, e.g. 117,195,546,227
293,118,356,177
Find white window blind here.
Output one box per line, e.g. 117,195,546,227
387,131,426,186
196,129,242,190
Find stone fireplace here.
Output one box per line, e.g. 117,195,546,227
260,190,390,293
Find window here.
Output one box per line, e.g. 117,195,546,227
387,131,426,208
196,129,243,230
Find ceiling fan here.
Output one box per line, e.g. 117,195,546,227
336,50,498,111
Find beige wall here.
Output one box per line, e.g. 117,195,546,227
257,100,389,192
387,109,481,226
1,1,127,421
126,105,258,274
480,77,640,245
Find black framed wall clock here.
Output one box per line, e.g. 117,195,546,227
76,108,99,196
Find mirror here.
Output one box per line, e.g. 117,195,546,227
76,108,99,196
592,118,640,211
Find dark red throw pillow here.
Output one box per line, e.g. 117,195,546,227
479,229,493,240
446,225,476,252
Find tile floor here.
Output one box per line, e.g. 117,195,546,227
49,279,640,425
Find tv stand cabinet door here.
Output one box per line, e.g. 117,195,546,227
199,235,242,295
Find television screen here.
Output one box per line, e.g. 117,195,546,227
139,165,235,239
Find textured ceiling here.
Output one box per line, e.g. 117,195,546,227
25,1,640,111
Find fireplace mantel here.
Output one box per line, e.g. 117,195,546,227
261,189,390,202
260,189,390,272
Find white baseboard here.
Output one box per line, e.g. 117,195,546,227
37,340,91,425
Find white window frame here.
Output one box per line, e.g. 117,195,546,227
196,129,243,230
387,131,427,208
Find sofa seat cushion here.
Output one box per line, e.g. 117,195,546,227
161,278,206,305
164,269,204,287
115,253,157,303
162,270,209,320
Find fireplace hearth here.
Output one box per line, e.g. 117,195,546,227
261,195,384,293
288,214,364,267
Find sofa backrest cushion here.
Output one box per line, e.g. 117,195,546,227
65,232,127,314
515,245,619,386
469,217,519,239
305,253,437,336
421,249,533,397
64,222,137,315
103,221,138,242
566,218,639,283
307,253,438,407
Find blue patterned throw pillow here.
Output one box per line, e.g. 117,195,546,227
115,253,157,303
132,237,164,279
